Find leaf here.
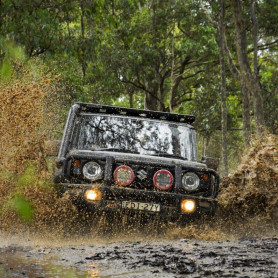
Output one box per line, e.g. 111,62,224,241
0,59,12,80
12,196,33,222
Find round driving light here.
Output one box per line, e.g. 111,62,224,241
181,199,196,213
114,165,134,186
153,169,173,190
85,188,102,201
83,161,102,181
182,172,200,191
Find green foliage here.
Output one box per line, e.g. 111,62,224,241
0,39,26,80
16,163,37,187
16,162,52,189
11,196,33,222
258,0,278,37
260,55,278,133
0,162,53,224
0,59,11,78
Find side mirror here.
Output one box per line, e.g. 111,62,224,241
201,156,219,171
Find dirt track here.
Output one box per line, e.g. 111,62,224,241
1,232,278,278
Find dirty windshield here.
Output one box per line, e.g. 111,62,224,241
72,113,197,160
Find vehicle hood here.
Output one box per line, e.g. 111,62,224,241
68,150,207,169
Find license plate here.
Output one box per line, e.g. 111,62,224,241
121,201,161,212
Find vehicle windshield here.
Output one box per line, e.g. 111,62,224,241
71,113,197,161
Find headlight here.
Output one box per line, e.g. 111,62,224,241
182,172,200,191
83,162,102,181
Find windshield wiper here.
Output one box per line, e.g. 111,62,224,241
94,147,140,154
150,152,187,160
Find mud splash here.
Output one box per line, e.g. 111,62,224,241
0,62,79,236
219,135,278,215
217,135,278,238
170,135,278,240
0,63,277,241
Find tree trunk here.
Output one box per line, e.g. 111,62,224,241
231,0,264,135
80,0,86,78
222,5,251,145
143,1,159,111
144,78,165,111
0,1,2,30
251,81,265,133
250,0,265,134
218,0,228,176
241,84,251,143
169,56,190,111
129,91,134,108
251,0,259,76
170,11,175,112
144,91,159,110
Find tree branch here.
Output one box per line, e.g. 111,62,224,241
120,77,163,105
223,35,240,79
251,0,259,75
200,1,218,27
120,78,147,92
180,70,204,81
248,39,278,53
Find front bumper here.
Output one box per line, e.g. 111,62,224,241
60,183,217,220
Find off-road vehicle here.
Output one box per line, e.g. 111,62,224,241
55,103,219,222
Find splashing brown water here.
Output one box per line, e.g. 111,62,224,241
219,135,278,215
0,63,79,237
0,65,277,241
170,135,278,240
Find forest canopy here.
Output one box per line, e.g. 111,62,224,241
0,0,277,175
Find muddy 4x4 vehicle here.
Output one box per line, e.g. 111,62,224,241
55,103,219,222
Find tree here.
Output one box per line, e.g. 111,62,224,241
230,0,264,135
83,0,217,111
1,0,277,177
218,0,228,175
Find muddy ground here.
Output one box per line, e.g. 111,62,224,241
1,230,278,278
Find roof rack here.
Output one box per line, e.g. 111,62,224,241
76,102,195,124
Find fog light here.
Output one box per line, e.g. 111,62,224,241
181,199,196,213
114,165,134,186
153,169,173,190
85,189,102,201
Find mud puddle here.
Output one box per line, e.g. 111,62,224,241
1,232,278,278
0,246,87,277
